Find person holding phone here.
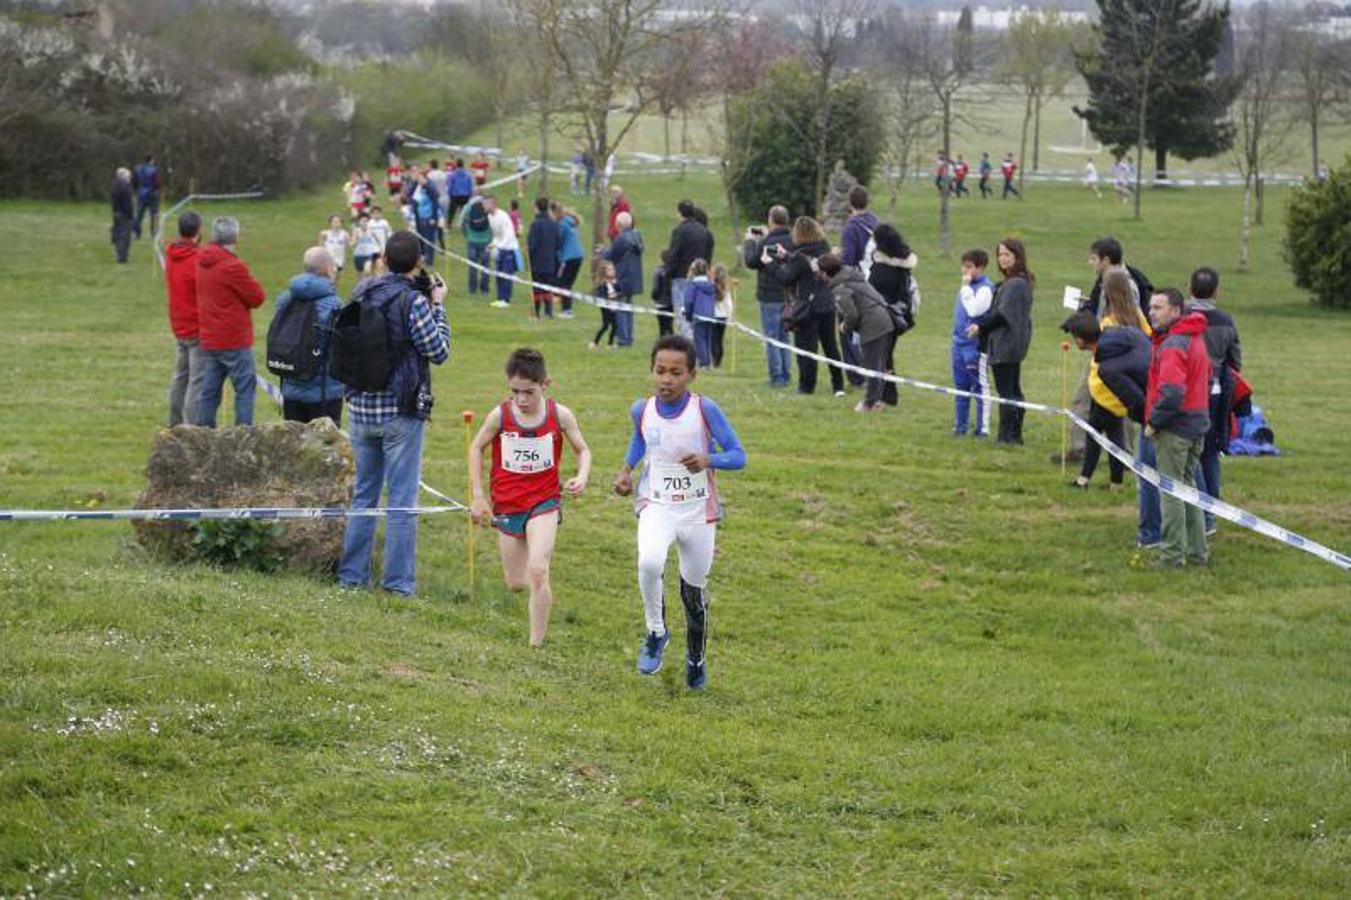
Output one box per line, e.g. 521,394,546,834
741,205,794,387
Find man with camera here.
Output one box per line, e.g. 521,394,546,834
742,205,794,387
337,230,451,597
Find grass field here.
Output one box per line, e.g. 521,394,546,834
2,171,1349,895
469,81,1351,180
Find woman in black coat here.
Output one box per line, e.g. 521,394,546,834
968,237,1035,444
765,216,844,396
867,224,919,407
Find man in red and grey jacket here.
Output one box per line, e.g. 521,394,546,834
1144,288,1212,568
196,216,265,428
164,210,204,426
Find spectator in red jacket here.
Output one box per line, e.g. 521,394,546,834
196,216,265,428
607,185,631,241
1144,288,1212,568
164,210,204,426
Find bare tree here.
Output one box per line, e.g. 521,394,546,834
1232,4,1292,271
645,27,713,177
709,17,787,236
530,0,725,250
511,0,566,192
793,0,875,215
1003,8,1083,188
475,0,521,157
910,14,986,255
1289,6,1350,178
867,11,939,210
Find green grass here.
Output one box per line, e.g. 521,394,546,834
1,173,1349,896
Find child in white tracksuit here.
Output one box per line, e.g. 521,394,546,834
613,334,747,690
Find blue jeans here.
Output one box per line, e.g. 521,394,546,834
416,219,437,266
339,415,425,595
1197,446,1221,533
197,348,256,428
1137,434,1161,546
495,249,517,302
467,242,491,294
758,301,792,385
616,297,635,347
693,321,714,368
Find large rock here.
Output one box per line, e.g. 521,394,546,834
820,159,859,235
134,419,354,571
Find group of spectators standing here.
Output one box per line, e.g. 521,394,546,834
164,208,449,594
741,186,918,410
1055,237,1243,568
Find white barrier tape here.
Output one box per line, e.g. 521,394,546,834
416,229,1348,571
0,506,460,523
152,190,266,270
1066,411,1351,570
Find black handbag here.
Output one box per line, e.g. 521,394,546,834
781,296,811,332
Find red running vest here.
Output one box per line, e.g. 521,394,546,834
490,399,564,513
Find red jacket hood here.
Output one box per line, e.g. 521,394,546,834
198,243,238,269
1153,311,1208,343
166,240,198,261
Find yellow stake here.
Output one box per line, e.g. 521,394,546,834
729,279,739,374
1060,341,1071,479
462,409,476,602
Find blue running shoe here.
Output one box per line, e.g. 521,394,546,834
686,657,707,690
637,631,670,675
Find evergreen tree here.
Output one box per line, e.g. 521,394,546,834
1075,0,1240,182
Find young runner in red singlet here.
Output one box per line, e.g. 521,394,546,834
469,348,591,646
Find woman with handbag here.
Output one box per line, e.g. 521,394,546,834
866,224,920,408
764,217,845,397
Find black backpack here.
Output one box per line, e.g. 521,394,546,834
265,297,321,380
329,293,399,393
467,200,489,232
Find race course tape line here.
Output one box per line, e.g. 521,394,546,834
0,506,461,523
152,190,267,270
417,229,1351,572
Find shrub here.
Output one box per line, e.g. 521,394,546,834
723,58,885,221
335,55,496,167
191,520,285,573
1284,159,1351,308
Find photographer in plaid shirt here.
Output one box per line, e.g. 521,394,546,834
337,231,451,596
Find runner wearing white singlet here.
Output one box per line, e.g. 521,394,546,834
319,215,349,282
613,334,746,690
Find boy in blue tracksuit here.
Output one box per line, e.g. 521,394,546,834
951,248,995,436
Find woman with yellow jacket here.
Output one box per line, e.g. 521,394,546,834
1065,270,1151,490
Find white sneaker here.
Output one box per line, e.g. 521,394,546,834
490,300,510,309
834,390,846,398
